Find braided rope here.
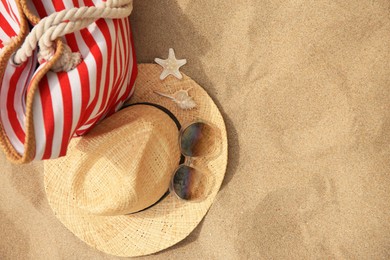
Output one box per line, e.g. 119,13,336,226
13,0,133,71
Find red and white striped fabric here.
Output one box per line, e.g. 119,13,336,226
0,0,137,160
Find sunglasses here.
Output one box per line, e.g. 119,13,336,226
169,121,220,201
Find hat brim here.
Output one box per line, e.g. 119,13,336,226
44,64,228,257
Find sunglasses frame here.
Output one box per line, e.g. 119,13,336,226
169,120,220,201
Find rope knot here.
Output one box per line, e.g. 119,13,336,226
37,43,82,72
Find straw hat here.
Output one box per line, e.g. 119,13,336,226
44,64,228,257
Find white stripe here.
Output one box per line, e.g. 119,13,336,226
125,18,134,89
115,101,124,111
5,0,18,24
0,64,24,153
21,52,37,114
116,19,127,87
27,62,50,159
93,19,114,116
86,22,101,109
59,33,82,136
33,91,46,160
41,1,55,15
67,58,82,136
46,73,64,159
13,55,35,134
101,19,117,110
0,1,20,34
77,18,132,125
118,19,134,104
123,75,136,103
70,80,82,136
63,1,76,9
116,84,135,112
0,1,137,161
0,27,10,42
109,18,132,108
124,19,133,93
72,28,97,133
84,20,108,120
74,28,98,118
129,83,135,96
114,20,130,102
77,122,95,132
92,0,103,5
69,69,82,136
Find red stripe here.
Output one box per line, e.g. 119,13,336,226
107,19,131,113
112,20,120,89
7,1,20,25
84,0,95,7
116,19,126,86
1,0,11,19
39,77,54,159
112,19,133,106
78,26,103,125
7,65,28,143
23,57,36,105
40,0,66,158
101,20,120,115
129,22,138,84
74,60,90,131
52,1,65,12
50,1,71,156
85,18,129,124
72,0,79,8
31,0,48,18
63,31,90,133
56,72,73,156
2,0,138,159
111,19,127,105
82,18,114,126
119,21,137,104
0,12,16,36
105,19,137,116
94,19,113,119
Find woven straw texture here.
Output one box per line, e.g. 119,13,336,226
43,63,228,257
69,105,181,216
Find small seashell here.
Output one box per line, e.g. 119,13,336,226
154,87,196,110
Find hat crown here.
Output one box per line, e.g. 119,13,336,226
71,105,180,216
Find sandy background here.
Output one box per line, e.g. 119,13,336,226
1,0,390,259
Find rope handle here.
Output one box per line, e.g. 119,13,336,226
0,0,133,163
14,0,133,72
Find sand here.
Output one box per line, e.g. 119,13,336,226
1,0,390,259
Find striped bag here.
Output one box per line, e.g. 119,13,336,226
0,0,137,163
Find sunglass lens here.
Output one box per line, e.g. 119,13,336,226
180,122,216,157
171,165,207,200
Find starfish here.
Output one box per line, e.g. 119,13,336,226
154,48,187,80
